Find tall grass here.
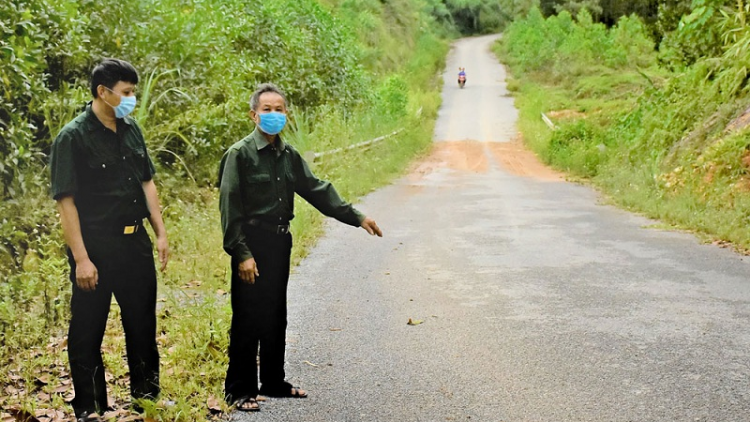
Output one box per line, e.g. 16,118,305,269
498,5,750,250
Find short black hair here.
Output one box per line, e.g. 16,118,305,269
90,58,139,98
249,83,287,111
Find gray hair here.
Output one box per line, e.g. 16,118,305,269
249,83,288,111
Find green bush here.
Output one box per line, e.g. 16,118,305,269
501,7,657,79
548,119,607,177
605,14,656,68
500,0,750,251
377,75,409,117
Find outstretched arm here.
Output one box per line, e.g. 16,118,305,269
292,148,383,237
360,216,383,237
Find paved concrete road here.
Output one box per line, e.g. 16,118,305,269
234,35,750,421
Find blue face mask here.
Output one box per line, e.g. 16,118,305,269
258,112,287,135
103,86,137,118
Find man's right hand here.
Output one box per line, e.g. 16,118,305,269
75,258,99,291
239,258,260,284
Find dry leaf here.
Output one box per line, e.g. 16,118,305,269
303,360,319,367
46,409,66,421
184,280,202,288
407,318,423,326
103,408,129,420
207,396,222,414
63,392,75,403
117,415,144,422
7,408,41,422
33,408,60,419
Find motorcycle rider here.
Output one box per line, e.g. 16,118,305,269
458,67,466,87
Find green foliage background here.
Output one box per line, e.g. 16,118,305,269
1,0,455,419
498,0,750,250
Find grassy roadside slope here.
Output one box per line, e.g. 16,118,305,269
495,7,750,252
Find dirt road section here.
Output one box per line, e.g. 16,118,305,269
410,138,563,182
425,33,562,182
488,137,563,181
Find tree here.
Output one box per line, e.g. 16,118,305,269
554,0,603,20
444,0,511,33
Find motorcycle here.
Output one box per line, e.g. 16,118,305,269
458,74,466,89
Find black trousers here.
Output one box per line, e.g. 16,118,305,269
67,228,159,416
225,226,292,400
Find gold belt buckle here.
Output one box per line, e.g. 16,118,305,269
123,225,136,235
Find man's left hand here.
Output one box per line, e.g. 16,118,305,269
156,234,169,272
361,217,383,237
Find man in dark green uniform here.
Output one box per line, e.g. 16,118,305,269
219,83,382,412
50,59,169,421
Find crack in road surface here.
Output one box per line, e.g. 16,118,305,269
234,34,750,422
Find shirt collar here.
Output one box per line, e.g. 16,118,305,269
251,128,286,152
82,101,133,132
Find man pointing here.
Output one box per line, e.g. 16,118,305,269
219,83,382,412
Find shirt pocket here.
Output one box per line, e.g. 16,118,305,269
84,155,119,193
124,146,147,179
243,172,272,205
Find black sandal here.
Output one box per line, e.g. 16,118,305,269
260,382,308,398
233,396,260,412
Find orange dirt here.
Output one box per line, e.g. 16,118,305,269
409,137,563,182
725,106,750,133
488,137,564,181
409,140,488,178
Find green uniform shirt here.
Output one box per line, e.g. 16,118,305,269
219,128,364,262
49,103,156,227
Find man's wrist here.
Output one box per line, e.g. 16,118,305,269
236,249,254,263
74,254,91,264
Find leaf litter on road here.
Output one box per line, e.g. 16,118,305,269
407,318,424,326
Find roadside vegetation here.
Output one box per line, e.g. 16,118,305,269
0,0,468,420
497,0,750,251
14,0,745,420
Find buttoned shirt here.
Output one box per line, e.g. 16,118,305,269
50,103,155,227
219,129,364,262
